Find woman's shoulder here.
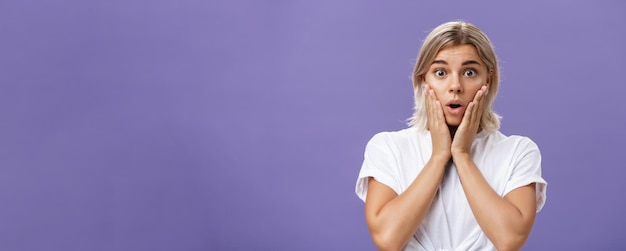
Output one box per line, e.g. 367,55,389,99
367,127,428,147
369,127,422,140
486,131,539,151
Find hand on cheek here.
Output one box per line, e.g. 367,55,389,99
423,84,452,161
451,85,488,157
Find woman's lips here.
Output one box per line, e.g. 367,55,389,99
446,104,464,115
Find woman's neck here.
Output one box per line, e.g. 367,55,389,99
448,126,458,139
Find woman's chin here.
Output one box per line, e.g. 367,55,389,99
445,119,462,127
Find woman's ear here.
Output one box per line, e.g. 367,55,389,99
486,68,494,86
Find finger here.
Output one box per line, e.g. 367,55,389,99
429,90,439,128
460,101,473,129
470,87,485,126
472,91,481,126
423,85,433,126
434,100,445,124
474,86,487,125
424,85,432,110
429,89,445,125
425,86,435,113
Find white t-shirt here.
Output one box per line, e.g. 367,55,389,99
355,128,547,251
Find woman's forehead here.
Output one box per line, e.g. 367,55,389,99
435,45,479,59
432,44,484,66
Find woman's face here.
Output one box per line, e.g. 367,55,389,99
423,44,490,126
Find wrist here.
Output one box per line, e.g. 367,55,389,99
430,152,451,165
451,152,472,163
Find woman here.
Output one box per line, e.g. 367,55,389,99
355,21,547,251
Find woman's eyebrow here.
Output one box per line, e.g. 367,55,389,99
462,60,482,66
431,60,482,66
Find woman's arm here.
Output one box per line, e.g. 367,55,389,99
364,156,448,251
364,85,452,251
453,155,537,251
451,86,537,251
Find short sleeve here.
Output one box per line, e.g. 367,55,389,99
355,132,401,202
503,138,548,212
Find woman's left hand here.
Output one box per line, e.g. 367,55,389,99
451,85,488,157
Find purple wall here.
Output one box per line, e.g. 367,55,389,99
1,0,624,250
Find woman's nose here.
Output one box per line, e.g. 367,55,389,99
448,76,463,93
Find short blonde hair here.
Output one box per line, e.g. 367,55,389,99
408,21,501,133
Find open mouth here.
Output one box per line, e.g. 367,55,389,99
448,104,461,108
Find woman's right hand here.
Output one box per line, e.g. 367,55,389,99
424,84,452,162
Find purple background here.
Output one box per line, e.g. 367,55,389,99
1,0,624,250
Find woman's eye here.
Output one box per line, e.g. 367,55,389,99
464,69,476,77
434,69,445,77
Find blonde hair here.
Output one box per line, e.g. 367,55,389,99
408,21,501,133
